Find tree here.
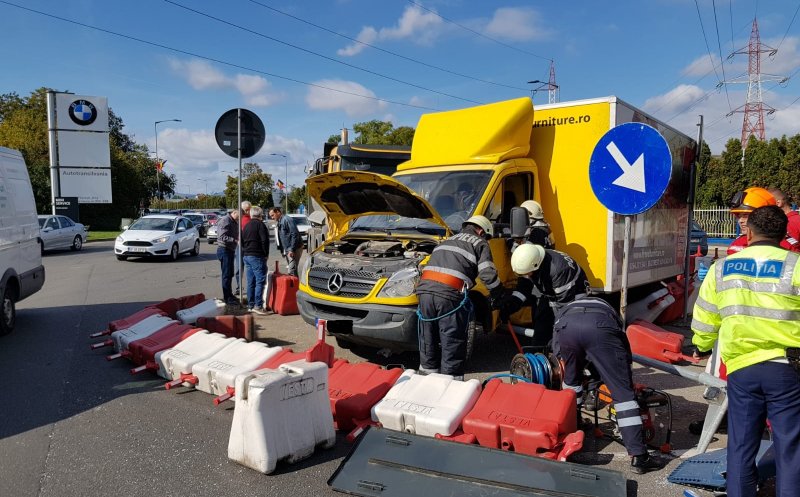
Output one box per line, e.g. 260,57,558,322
327,120,415,146
223,162,274,209
287,184,308,213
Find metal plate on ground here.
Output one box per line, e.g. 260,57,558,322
668,440,775,491
328,426,627,497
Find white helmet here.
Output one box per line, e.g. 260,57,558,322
463,215,493,237
520,200,544,220
511,243,545,274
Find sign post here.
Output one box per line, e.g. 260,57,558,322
589,122,671,327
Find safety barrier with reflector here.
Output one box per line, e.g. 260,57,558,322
228,360,336,474
371,371,482,437
176,299,226,325
627,320,698,364
91,314,177,351
89,293,205,338
186,341,284,396
196,315,254,341
460,379,584,461
155,331,237,382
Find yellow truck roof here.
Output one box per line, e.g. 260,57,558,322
399,97,533,170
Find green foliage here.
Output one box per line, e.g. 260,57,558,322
327,134,340,144
224,162,275,210
326,120,415,147
287,184,307,213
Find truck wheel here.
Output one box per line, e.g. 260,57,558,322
0,285,16,336
465,314,482,362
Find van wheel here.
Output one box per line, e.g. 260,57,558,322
169,243,179,261
71,235,83,251
465,314,482,362
38,240,44,255
0,286,16,336
191,239,200,256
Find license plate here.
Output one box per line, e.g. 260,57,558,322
130,247,147,253
690,238,701,243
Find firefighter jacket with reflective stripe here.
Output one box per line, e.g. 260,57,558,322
417,225,502,301
505,249,590,314
691,243,800,374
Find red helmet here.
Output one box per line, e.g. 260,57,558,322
729,187,776,214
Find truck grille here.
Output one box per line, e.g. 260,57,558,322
124,241,153,247
308,267,380,298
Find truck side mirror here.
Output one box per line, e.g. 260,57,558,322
510,207,529,238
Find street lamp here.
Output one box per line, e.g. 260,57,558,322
270,153,288,212
154,119,182,200
197,178,208,195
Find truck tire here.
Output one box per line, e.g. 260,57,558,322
465,313,481,362
0,285,16,336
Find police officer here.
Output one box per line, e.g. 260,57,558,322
505,244,662,473
692,205,800,497
500,244,590,346
519,200,555,249
416,215,504,379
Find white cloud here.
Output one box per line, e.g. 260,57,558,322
337,5,442,56
169,58,282,107
306,79,387,117
682,54,720,77
643,84,707,114
483,7,552,41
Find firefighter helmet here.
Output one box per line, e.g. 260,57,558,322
511,243,546,274
520,200,545,220
463,215,493,237
729,187,776,214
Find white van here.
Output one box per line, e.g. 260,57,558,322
0,147,45,335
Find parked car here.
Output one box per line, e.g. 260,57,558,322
206,224,218,244
288,214,310,245
114,214,200,261
206,213,219,226
182,212,208,237
37,215,87,252
690,221,709,256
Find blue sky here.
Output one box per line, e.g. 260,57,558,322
2,0,799,196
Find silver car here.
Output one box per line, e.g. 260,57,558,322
38,215,87,253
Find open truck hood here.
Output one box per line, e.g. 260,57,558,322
306,171,451,236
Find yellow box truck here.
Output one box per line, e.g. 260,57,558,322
297,97,696,353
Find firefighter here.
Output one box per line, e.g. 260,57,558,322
499,244,590,346
519,200,555,249
769,188,800,252
416,215,504,379
692,205,800,497
504,244,662,473
727,187,795,254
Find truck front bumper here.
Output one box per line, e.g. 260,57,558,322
297,292,418,351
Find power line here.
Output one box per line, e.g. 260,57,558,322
245,0,529,92
776,1,800,51
694,0,723,83
405,0,552,62
712,0,733,111
163,0,482,105
0,0,440,112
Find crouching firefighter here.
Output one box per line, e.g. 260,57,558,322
505,244,662,473
416,216,504,379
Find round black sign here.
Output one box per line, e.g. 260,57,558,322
69,99,98,126
214,108,265,159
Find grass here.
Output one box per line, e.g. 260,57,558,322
87,230,121,242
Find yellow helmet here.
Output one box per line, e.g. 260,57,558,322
729,187,776,214
511,243,546,274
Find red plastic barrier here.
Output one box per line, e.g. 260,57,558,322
627,320,698,364
329,362,404,431
435,430,478,445
273,275,299,316
461,380,580,460
123,323,202,371
654,278,695,325
197,315,254,341
154,293,206,319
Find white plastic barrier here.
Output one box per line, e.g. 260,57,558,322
371,370,481,437
192,341,283,396
228,360,336,474
627,287,672,323
111,315,177,353
155,331,237,381
176,299,226,325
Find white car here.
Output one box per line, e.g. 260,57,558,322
38,214,87,252
287,213,310,245
114,215,200,261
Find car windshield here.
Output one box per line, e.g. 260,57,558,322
128,218,176,231
185,215,203,224
292,216,309,226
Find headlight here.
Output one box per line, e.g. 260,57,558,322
377,268,419,298
152,236,170,244
116,236,124,243
298,255,311,286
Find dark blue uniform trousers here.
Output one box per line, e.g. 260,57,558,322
418,292,470,376
555,303,647,456
726,361,800,497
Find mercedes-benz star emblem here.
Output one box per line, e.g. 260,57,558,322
327,273,344,294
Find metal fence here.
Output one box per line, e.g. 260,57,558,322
693,207,737,238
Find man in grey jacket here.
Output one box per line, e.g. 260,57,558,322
269,206,302,276
216,209,240,304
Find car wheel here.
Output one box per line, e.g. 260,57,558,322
191,239,200,256
170,243,179,261
116,255,127,261
71,235,83,251
0,285,16,336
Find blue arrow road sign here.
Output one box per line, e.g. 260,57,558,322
588,122,671,215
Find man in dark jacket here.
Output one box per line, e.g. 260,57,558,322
269,206,302,276
416,215,504,379
215,209,240,305
241,206,269,314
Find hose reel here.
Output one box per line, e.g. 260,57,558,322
509,350,563,390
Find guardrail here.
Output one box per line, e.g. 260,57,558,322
694,207,799,238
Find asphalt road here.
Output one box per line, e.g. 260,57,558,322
1,240,729,497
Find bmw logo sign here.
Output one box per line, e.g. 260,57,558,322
69,99,98,126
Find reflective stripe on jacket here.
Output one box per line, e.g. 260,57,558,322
691,244,800,374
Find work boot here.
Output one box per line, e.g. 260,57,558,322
631,453,664,474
